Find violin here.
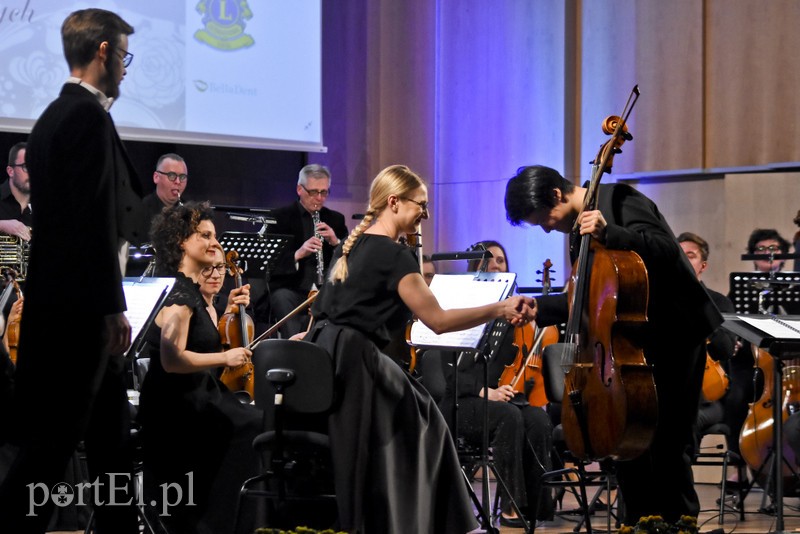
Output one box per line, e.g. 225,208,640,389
559,86,658,461
0,268,22,364
218,250,255,398
498,259,559,407
402,224,424,373
739,347,800,493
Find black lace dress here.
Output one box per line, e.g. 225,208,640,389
137,273,261,534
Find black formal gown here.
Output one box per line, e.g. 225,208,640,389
137,273,261,534
309,234,477,534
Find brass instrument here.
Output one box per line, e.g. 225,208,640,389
0,233,30,280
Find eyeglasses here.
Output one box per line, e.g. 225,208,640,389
201,264,226,278
116,47,133,68
755,245,781,253
400,197,429,212
9,163,26,172
301,185,330,197
155,170,188,183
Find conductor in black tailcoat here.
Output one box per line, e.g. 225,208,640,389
505,165,723,527
265,164,348,338
0,9,147,534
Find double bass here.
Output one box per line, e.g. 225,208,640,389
498,259,559,407
218,250,255,398
559,85,658,461
739,347,800,492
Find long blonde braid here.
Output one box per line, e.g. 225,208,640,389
329,164,425,283
329,208,375,283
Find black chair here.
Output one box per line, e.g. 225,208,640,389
539,343,621,533
692,422,747,523
232,339,337,532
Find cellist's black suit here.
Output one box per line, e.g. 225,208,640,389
536,182,722,525
0,82,147,533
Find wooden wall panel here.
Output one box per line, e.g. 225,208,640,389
705,1,800,168
721,172,800,281
629,177,728,294
630,171,800,297
579,1,704,177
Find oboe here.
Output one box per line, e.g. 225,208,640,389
312,210,325,287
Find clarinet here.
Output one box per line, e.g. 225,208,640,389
312,210,325,287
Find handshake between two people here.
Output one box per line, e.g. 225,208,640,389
499,295,539,327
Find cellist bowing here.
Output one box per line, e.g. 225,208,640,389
505,165,723,528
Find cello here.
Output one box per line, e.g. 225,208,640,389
498,259,559,407
218,250,256,398
739,346,800,493
559,85,658,461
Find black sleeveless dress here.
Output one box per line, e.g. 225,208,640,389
137,273,261,534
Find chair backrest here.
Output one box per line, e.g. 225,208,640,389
416,349,450,404
252,339,334,415
542,342,572,404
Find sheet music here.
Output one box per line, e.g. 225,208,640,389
122,277,175,346
410,273,516,350
739,316,800,340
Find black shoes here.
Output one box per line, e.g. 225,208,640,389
499,514,526,528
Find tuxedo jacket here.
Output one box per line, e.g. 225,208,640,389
268,201,348,293
537,182,722,355
24,83,147,318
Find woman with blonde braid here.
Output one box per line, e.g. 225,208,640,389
308,165,534,533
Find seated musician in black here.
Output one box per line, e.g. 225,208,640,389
137,202,261,534
723,228,792,468
677,232,736,455
437,239,554,528
505,165,722,527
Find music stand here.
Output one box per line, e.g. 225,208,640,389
729,271,800,315
121,277,176,390
410,266,529,533
218,232,291,278
722,313,800,534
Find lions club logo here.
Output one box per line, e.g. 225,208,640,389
194,0,255,51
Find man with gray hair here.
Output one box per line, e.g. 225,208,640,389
266,164,348,338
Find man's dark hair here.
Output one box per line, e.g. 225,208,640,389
747,228,790,254
156,153,186,169
505,165,575,226
62,8,134,70
677,231,710,262
7,142,26,167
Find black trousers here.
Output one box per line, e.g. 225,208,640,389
0,318,138,534
615,342,706,525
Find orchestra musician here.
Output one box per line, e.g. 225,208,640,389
307,164,534,533
440,238,554,527
142,152,188,223
1,142,32,241
422,254,436,286
264,164,348,338
676,232,736,455
505,165,722,527
137,202,261,534
723,228,793,469
0,9,148,533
